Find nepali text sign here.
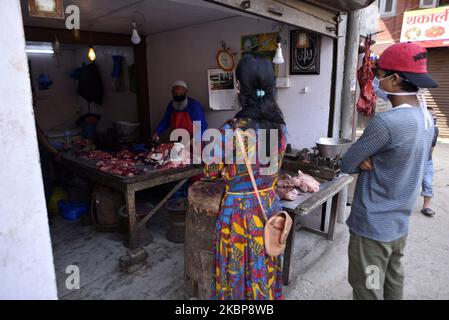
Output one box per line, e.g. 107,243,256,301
400,7,449,48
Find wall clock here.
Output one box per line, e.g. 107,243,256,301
216,49,236,72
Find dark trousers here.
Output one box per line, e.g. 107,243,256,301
348,231,407,300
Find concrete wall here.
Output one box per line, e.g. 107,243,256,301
74,46,138,133
30,45,138,134
0,0,57,299
147,15,335,149
30,49,79,131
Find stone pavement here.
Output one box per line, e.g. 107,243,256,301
53,142,449,300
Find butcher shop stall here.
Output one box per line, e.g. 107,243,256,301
17,0,373,299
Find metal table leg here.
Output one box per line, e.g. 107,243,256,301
320,201,328,232
327,193,340,241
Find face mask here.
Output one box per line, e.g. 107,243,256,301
173,94,186,102
373,77,389,101
373,76,418,101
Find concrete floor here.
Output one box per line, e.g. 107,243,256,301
51,141,449,300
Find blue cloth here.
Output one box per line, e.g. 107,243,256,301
421,159,434,198
38,73,53,90
155,97,208,138
111,56,123,79
342,105,434,242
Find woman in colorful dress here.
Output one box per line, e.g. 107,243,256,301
205,55,287,300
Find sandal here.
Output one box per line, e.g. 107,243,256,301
421,208,435,217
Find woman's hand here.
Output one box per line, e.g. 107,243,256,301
359,158,373,171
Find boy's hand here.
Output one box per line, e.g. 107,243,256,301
359,158,373,171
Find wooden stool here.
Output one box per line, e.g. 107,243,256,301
185,180,224,300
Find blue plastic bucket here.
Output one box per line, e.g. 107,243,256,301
58,200,88,221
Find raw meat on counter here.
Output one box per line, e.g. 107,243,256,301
75,143,189,177
276,170,320,201
277,173,295,188
116,149,134,160
77,150,113,161
151,143,174,155
154,143,191,169
294,170,320,193
139,143,190,168
96,158,143,177
137,143,174,166
276,187,299,201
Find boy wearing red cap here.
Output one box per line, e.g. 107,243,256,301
342,42,437,300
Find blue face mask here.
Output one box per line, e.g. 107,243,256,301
372,76,389,101
373,75,419,101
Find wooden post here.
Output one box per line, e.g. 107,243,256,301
125,189,138,250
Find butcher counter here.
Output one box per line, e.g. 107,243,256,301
61,152,203,273
280,159,353,285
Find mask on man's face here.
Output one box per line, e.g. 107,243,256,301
372,75,418,101
372,76,389,101
173,94,186,102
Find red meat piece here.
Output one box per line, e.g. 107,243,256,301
356,35,376,117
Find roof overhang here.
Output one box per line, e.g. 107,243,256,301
304,0,376,13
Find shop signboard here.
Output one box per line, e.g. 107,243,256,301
400,7,449,48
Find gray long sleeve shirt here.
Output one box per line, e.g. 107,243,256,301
342,104,434,242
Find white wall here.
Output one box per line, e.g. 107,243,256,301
30,50,79,131
0,0,57,299
30,45,138,134
279,27,334,148
75,46,138,133
147,16,334,149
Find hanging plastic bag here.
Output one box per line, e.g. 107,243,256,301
38,73,53,90
111,55,124,92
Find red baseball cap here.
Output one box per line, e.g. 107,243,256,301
377,42,438,88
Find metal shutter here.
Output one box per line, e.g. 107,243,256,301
422,48,449,138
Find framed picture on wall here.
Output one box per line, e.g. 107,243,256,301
28,0,65,19
241,32,279,77
290,30,321,75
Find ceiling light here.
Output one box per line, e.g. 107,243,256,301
88,46,96,62
26,42,54,55
273,36,284,65
131,22,141,45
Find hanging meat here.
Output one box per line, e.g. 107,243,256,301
356,35,376,117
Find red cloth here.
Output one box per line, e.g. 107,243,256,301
171,112,193,136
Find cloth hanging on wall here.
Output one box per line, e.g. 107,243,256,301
128,64,137,93
77,63,104,105
38,73,53,90
111,55,124,92
70,63,86,80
